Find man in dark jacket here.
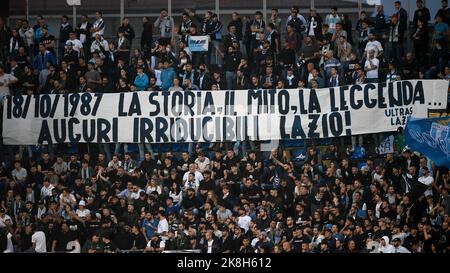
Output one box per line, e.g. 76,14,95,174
395,1,408,37
141,16,153,55
201,230,221,253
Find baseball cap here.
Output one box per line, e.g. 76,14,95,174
392,238,401,243
79,200,86,206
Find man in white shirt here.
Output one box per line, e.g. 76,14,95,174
392,238,411,253
157,210,169,236
90,34,109,59
194,152,211,173
40,179,55,199
31,229,47,253
182,163,204,183
66,31,83,56
19,19,34,49
0,64,18,100
364,32,383,58
237,207,252,232
76,200,90,218
325,6,341,34
11,161,27,183
59,188,77,207
364,49,379,83
418,167,434,197
184,173,200,192
130,185,145,200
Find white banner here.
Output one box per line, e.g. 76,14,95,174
188,35,209,52
2,80,448,145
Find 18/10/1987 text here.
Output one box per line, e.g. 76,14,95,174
177,257,272,271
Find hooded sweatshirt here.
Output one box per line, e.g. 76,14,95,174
378,236,395,253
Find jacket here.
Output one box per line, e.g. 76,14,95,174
378,236,395,253
201,237,221,253
154,16,174,38
33,51,57,71
134,73,149,91
160,67,176,91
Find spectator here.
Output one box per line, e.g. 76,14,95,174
0,3,448,255
59,15,73,59
249,11,265,63
76,14,93,58
286,6,306,35
365,49,379,83
412,18,429,66
117,29,131,64
433,14,449,45
325,6,341,34
141,16,153,55
118,17,135,47
0,64,18,99
388,14,402,67
436,0,450,25
154,9,174,46
91,11,105,38
336,35,352,63
365,32,383,59
394,1,408,57
270,9,282,32
306,9,323,39
413,0,431,27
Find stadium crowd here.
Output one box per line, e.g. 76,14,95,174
0,0,450,253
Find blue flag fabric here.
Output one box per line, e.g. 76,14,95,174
405,117,450,167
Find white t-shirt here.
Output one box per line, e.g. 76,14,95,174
0,73,18,97
32,231,47,253
76,208,91,218
66,39,83,53
195,157,211,173
365,58,379,79
238,215,252,232
41,184,54,199
157,218,169,234
59,193,76,205
365,40,383,58
131,189,145,199
146,185,162,195
182,170,204,184
419,175,434,197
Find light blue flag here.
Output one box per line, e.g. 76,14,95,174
405,117,450,167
